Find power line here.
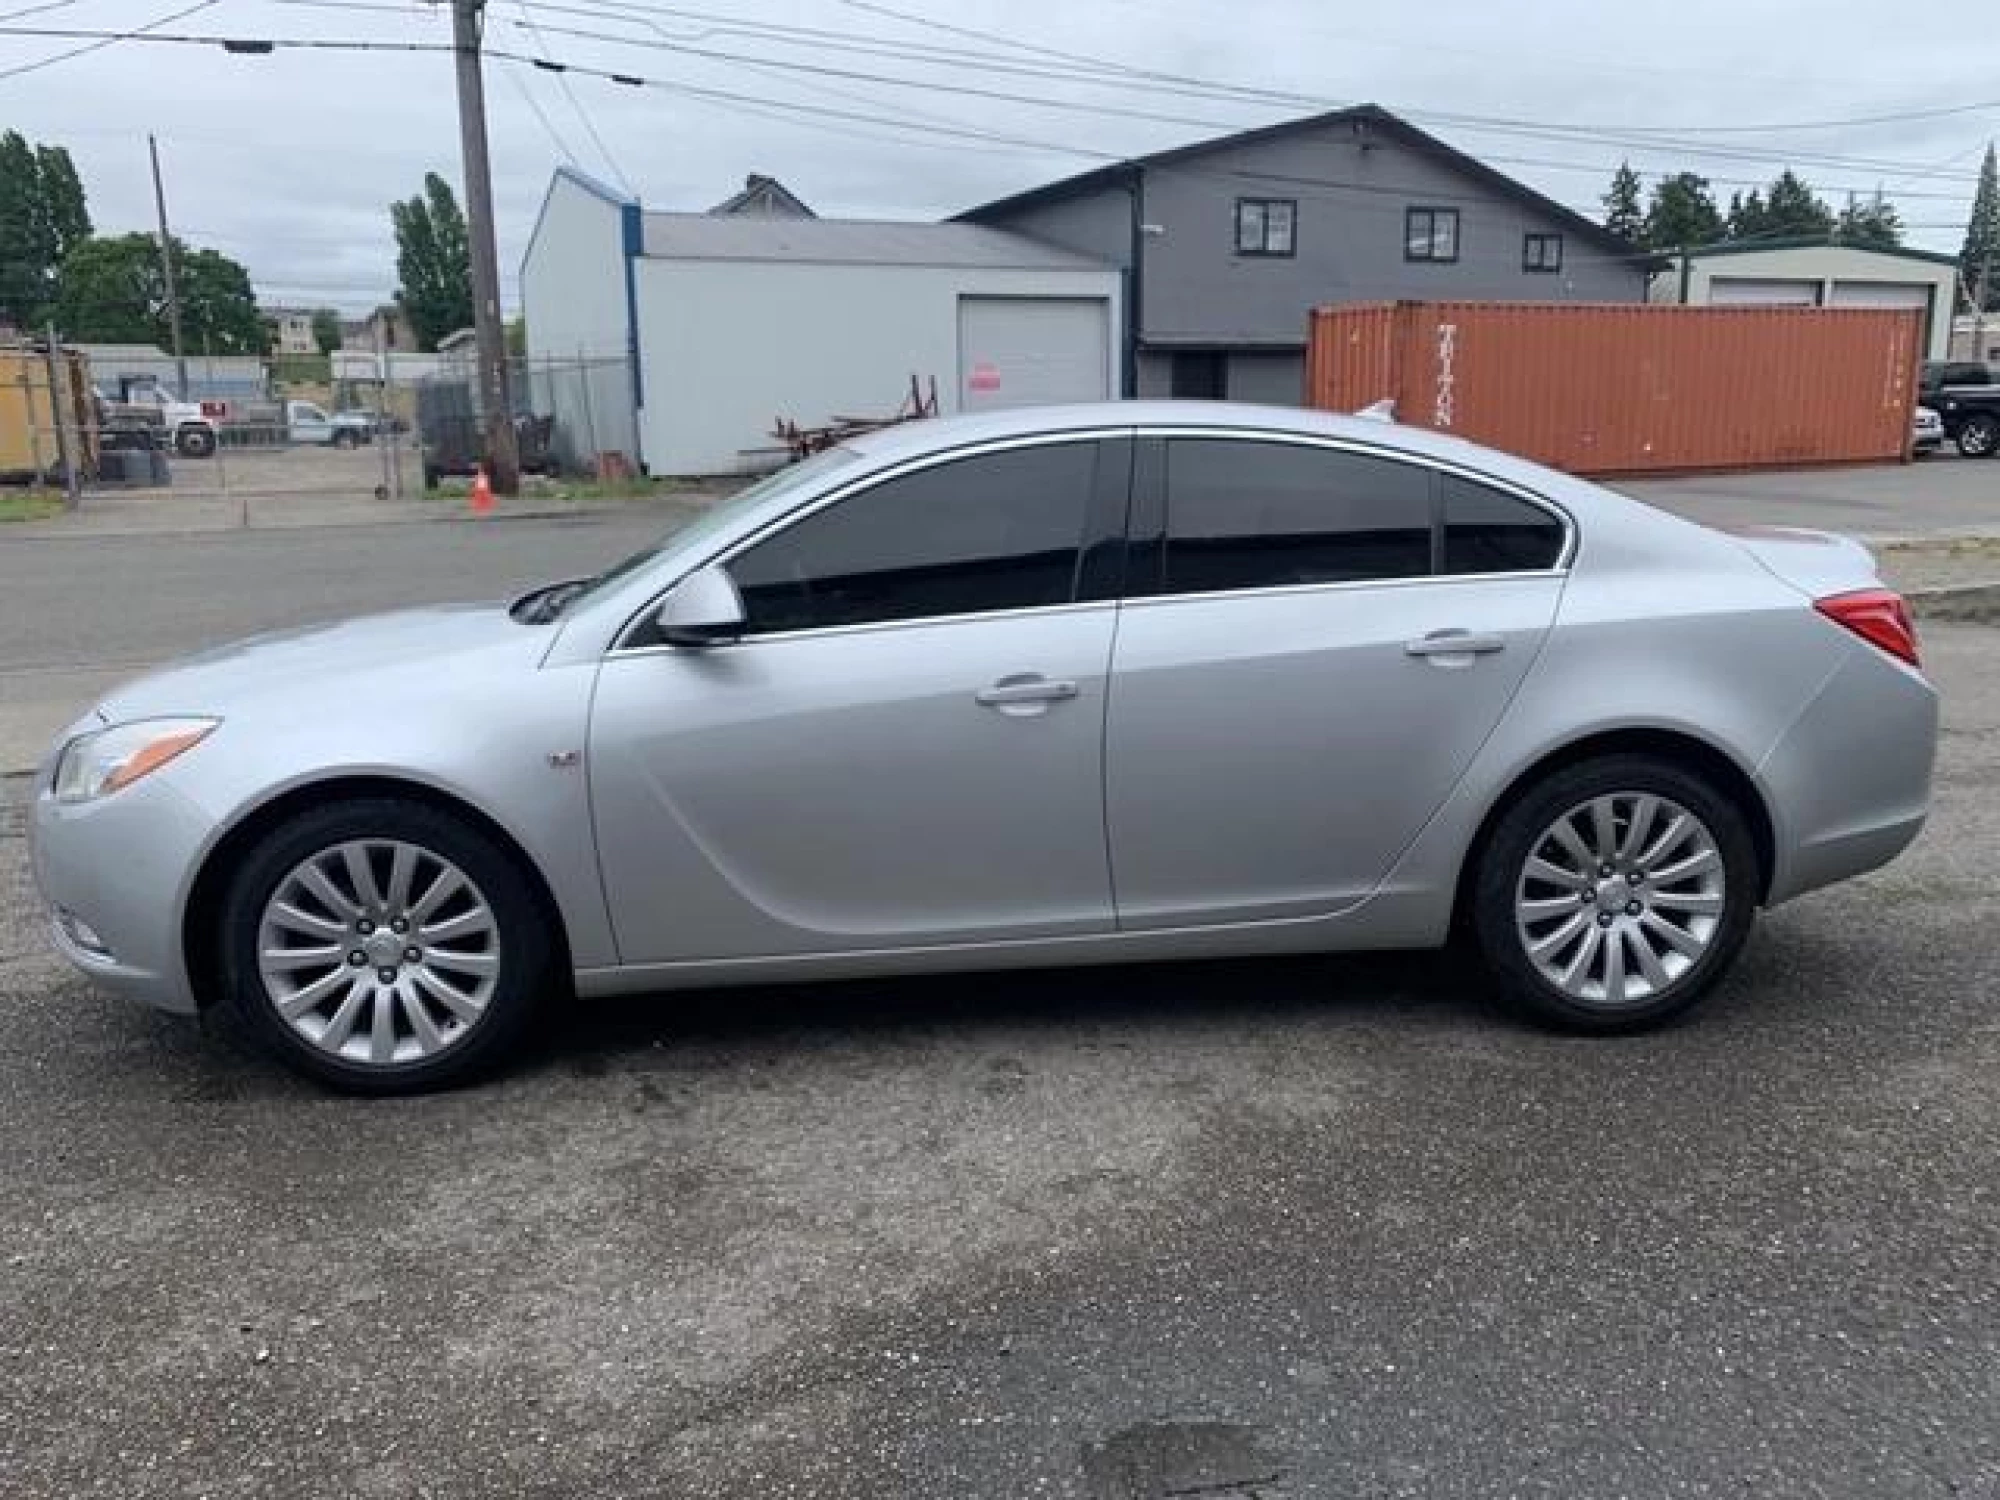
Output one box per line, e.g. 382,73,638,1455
514,0,631,192
0,0,215,81
500,53,584,168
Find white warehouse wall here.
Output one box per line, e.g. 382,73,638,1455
1652,245,1958,360
519,170,641,468
632,259,1122,474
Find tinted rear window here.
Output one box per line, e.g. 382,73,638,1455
1441,474,1566,574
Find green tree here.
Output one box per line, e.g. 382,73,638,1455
0,131,92,330
1961,143,2000,311
311,306,343,354
1643,172,1724,251
505,314,526,356
1760,169,1835,238
1726,188,1768,241
1836,193,1904,251
391,172,471,351
1602,161,1644,244
53,233,264,354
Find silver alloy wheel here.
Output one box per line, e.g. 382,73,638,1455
256,839,502,1066
1513,792,1726,1010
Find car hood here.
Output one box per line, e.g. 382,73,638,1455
97,603,538,721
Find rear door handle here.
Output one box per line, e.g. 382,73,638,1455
1404,630,1507,659
975,674,1080,709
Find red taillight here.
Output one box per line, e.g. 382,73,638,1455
1816,588,1921,668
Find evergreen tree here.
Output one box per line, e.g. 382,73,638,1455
0,132,92,330
1643,173,1725,251
1835,193,1904,251
1761,169,1836,238
1603,161,1645,244
1961,144,2000,312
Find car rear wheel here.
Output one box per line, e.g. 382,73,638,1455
176,425,216,459
1956,414,2000,458
333,429,360,450
218,798,553,1092
1471,755,1758,1032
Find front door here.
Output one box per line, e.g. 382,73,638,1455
1105,435,1567,928
589,436,1130,965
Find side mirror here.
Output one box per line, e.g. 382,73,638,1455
655,563,747,647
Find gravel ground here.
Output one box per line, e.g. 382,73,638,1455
1,625,1995,1498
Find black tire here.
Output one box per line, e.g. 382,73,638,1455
333,429,360,450
1470,754,1759,1033
1955,413,2000,458
176,425,216,459
217,798,555,1093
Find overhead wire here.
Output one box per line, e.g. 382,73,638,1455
0,0,215,81
513,0,632,192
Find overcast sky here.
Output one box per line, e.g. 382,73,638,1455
1,0,1989,314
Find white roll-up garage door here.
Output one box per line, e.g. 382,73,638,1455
1708,277,1819,306
957,296,1110,412
1828,280,1931,311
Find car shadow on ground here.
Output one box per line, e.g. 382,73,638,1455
532,946,1499,1078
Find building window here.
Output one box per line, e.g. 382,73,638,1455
1523,233,1563,273
1405,207,1459,263
1235,198,1297,257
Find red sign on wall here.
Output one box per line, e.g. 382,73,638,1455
967,362,1001,393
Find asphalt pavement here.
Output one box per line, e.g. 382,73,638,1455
2,615,1997,1496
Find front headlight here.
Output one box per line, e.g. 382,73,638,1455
53,717,219,805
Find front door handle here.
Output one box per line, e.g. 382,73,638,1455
1405,630,1507,659
975,674,1080,711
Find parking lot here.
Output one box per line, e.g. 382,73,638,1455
1,474,1998,1495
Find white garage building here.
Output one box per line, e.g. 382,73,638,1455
1652,239,1959,360
520,168,1122,476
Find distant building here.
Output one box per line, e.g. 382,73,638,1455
265,306,319,356
340,303,418,353
1651,239,1959,361
707,174,815,218
960,102,1649,403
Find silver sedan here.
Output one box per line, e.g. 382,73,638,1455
32,403,1938,1092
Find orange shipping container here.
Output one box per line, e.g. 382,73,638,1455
1306,301,1922,477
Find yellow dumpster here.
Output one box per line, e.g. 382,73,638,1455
0,342,97,483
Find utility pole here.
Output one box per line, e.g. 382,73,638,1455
448,0,520,493
147,134,189,396
42,324,80,511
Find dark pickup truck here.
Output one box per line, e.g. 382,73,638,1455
1919,360,2000,457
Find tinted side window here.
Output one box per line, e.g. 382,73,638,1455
1160,438,1432,594
1441,474,1565,574
727,442,1099,633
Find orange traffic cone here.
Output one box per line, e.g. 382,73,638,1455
469,465,495,516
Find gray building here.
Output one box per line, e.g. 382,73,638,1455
959,104,1648,403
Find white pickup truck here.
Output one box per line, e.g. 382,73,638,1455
99,385,223,458
286,400,373,449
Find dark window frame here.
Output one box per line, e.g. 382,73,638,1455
1404,206,1461,264
1234,197,1298,257
1124,434,1570,601
1523,232,1563,274
700,435,1130,640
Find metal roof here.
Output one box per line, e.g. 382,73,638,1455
639,213,1114,271
956,103,1651,267
1670,237,1961,268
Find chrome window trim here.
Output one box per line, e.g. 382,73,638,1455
1136,424,1579,576
611,427,1133,653
608,423,1576,654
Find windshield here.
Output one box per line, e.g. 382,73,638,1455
554,446,859,613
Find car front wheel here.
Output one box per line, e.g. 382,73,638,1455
1955,413,1999,458
218,798,553,1092
1472,755,1758,1032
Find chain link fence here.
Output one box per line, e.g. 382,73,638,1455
1,336,642,523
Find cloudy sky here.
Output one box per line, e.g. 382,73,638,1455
1,0,1989,314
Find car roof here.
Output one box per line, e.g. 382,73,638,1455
843,400,1570,493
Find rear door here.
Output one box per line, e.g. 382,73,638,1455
1104,433,1568,929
